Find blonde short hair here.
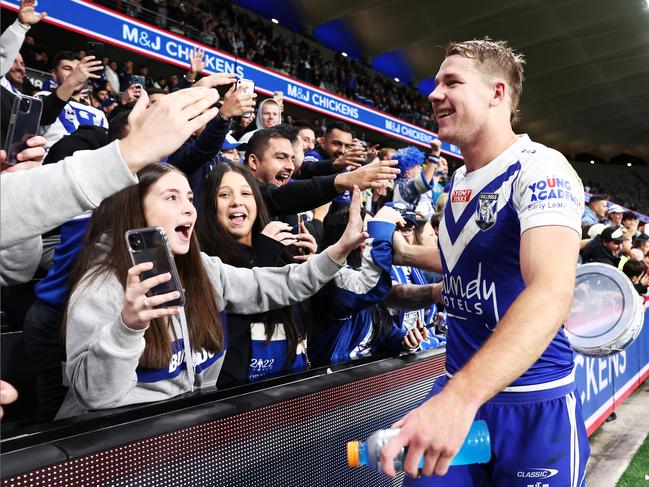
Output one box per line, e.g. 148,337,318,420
446,38,526,124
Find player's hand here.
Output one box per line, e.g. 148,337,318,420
380,389,478,478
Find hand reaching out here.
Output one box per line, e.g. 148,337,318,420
190,47,206,74
18,0,46,26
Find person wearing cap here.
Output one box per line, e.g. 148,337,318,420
607,204,624,227
581,225,627,267
220,134,241,163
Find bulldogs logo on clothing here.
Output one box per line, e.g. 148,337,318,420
475,193,498,230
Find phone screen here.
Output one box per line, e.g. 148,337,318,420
3,96,44,165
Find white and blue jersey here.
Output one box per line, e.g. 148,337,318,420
36,91,108,150
310,221,402,365
0,76,20,94
407,135,589,487
390,265,444,351
439,135,584,387
248,321,307,381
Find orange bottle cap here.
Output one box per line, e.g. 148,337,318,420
347,441,360,467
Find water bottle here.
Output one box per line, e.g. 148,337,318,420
347,420,490,473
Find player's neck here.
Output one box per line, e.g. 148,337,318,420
461,126,518,173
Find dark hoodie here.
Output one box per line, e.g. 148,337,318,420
581,235,620,267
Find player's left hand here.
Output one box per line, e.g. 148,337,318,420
380,389,479,478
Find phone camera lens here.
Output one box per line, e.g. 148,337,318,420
19,98,31,113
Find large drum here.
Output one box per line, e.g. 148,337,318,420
565,263,645,357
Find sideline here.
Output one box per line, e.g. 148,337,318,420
586,378,649,486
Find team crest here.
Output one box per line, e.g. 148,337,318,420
475,193,498,230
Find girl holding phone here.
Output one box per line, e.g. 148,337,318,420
58,163,364,417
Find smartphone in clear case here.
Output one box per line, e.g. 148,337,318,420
3,95,43,165
125,226,185,308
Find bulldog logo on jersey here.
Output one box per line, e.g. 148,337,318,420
475,193,499,230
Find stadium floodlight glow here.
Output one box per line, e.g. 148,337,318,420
271,18,279,24
341,52,348,57
394,77,400,82
590,160,595,164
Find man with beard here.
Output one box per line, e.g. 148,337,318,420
581,225,627,266
300,120,367,179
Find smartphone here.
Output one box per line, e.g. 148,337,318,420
125,227,185,308
130,74,146,88
85,40,105,61
3,95,44,166
236,78,255,118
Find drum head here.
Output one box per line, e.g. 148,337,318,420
565,263,644,357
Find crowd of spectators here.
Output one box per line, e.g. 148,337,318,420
1,0,647,435
100,0,437,130
1,0,449,425
580,195,649,298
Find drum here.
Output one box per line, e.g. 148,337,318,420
565,263,645,357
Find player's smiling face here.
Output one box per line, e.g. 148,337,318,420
429,55,495,147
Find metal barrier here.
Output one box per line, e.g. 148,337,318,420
1,349,445,486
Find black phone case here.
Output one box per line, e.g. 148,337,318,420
125,227,186,308
3,95,44,165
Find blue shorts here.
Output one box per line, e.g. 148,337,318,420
403,375,590,487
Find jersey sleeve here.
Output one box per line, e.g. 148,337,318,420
513,147,584,236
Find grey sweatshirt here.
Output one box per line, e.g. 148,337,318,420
0,141,138,285
57,247,343,418
0,20,28,77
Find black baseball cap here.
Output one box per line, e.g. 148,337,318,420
601,226,627,243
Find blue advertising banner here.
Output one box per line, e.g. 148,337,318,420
0,0,463,159
574,303,649,435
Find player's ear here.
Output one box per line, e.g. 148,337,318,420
491,80,507,107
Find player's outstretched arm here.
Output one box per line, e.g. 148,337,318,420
392,230,442,273
381,224,580,478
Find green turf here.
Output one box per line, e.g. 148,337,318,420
617,432,649,486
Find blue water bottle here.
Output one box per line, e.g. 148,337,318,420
347,420,490,473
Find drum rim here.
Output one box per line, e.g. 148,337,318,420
565,263,645,356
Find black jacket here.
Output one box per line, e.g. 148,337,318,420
216,235,288,389
581,236,620,267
